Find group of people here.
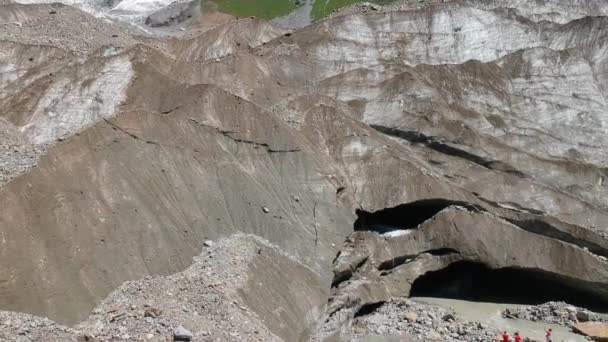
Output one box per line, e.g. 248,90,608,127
502,328,552,342
502,331,523,342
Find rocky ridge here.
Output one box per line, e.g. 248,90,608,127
1,0,608,340
0,231,536,342
0,234,323,341
350,298,501,342
503,302,608,327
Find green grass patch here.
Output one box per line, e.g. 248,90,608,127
311,0,359,20
311,0,394,20
203,0,300,19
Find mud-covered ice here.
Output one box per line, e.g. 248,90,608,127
11,0,189,22
21,55,133,144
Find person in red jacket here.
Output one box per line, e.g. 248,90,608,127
546,328,552,342
514,332,522,342
502,331,510,342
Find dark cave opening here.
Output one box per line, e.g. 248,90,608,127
409,261,608,313
354,199,481,233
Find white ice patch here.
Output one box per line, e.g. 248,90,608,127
0,63,17,74
0,63,19,88
12,0,186,23
112,0,181,14
102,47,122,57
344,140,370,157
383,230,414,238
21,55,133,144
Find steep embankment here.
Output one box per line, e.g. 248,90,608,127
1,0,608,341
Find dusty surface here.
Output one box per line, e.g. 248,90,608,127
1,0,608,340
0,119,45,186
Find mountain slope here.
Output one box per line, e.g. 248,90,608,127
1,0,608,340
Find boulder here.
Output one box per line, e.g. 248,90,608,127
173,325,193,341
577,310,591,322
573,322,608,342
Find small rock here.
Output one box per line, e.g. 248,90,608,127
442,313,455,322
426,331,441,340
93,321,104,331
203,240,214,247
144,308,162,318
404,312,418,322
174,325,193,341
110,312,126,322
262,207,270,213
